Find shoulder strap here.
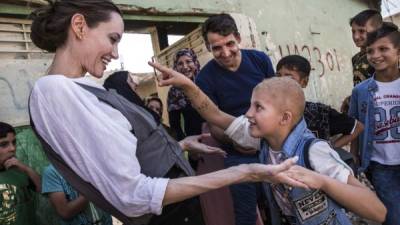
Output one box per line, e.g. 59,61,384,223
76,83,159,129
303,138,315,170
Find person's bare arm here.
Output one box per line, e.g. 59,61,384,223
323,175,386,222
163,157,306,205
4,157,41,192
208,124,258,154
350,138,360,167
149,61,234,130
332,121,364,148
48,193,89,220
208,123,231,144
288,166,386,222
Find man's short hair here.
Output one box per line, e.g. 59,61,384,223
202,13,239,45
349,9,382,28
276,55,311,79
366,22,400,47
0,122,15,138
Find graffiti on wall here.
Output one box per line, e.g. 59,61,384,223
261,33,354,108
275,44,341,77
0,70,33,110
0,60,50,126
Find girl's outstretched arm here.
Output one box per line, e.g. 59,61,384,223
288,165,386,223
149,61,234,130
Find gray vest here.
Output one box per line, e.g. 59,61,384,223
78,83,195,178
31,83,196,225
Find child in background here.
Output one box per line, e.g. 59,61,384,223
350,9,383,86
342,9,383,113
349,22,400,225
42,164,112,225
149,61,386,224
276,55,364,149
0,121,41,225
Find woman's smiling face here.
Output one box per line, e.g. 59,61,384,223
79,12,124,78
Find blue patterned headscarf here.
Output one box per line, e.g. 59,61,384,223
167,48,201,112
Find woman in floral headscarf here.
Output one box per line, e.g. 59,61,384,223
167,48,203,141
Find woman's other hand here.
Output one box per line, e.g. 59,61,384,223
180,134,227,157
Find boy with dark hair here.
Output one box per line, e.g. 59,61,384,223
340,9,383,113
342,10,383,113
349,22,400,225
196,13,275,225
0,121,41,225
276,55,364,149
350,9,383,86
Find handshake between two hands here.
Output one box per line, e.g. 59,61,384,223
248,156,325,190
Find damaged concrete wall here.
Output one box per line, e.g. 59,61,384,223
0,60,50,126
114,0,369,108
0,0,375,126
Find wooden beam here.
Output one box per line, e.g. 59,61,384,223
0,49,43,53
149,26,161,55
0,39,32,43
0,17,32,24
0,27,31,33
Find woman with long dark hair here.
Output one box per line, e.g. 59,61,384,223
28,0,305,223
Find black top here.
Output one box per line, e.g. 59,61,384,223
304,102,356,140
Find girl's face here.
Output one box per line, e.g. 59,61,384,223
147,100,162,117
176,55,197,79
245,89,282,138
366,36,400,72
79,12,124,78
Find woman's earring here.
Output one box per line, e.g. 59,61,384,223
77,32,84,40
397,51,400,69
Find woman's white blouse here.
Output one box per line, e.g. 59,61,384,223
30,75,169,217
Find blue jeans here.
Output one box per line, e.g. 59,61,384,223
225,154,261,225
368,161,400,225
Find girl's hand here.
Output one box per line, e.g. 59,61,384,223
148,61,192,88
287,165,325,189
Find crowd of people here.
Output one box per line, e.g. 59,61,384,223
0,1,399,225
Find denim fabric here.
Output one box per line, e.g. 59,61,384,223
348,77,378,173
368,162,400,225
225,154,261,225
260,119,352,225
